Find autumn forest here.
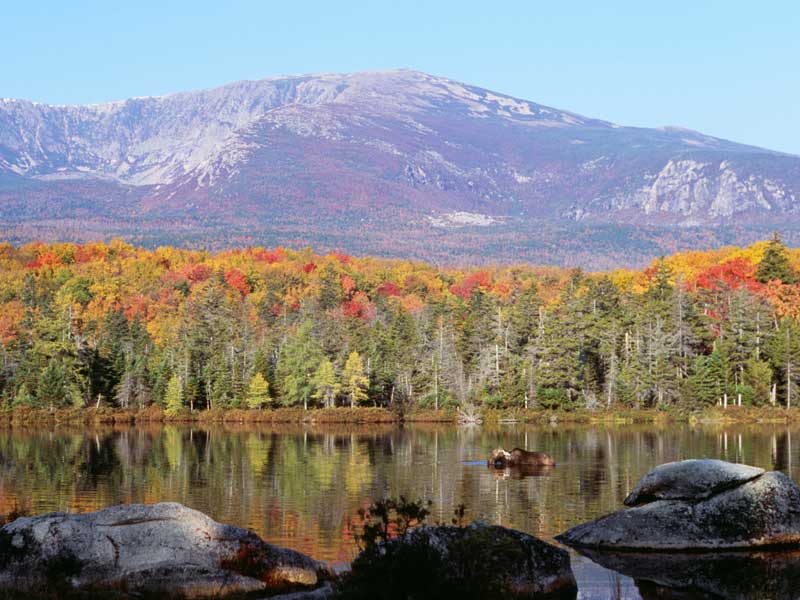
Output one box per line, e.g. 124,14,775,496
2,235,800,416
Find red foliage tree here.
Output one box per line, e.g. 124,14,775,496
224,268,251,296
693,258,761,293
26,251,62,269
449,271,492,300
376,281,402,297
181,263,212,284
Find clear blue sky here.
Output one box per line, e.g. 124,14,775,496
3,0,798,154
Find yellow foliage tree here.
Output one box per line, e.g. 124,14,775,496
342,351,369,408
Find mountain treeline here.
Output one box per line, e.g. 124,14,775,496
2,236,800,414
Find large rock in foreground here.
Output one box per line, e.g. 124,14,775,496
558,460,800,550
0,502,326,598
341,521,577,599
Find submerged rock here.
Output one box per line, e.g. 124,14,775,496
623,459,764,506
341,521,577,599
0,502,326,598
558,460,800,550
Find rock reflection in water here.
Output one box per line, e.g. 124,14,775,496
488,464,555,480
577,547,800,599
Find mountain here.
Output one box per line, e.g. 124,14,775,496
1,69,799,268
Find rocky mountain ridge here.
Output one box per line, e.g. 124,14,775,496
1,70,798,266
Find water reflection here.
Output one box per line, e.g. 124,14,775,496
1,422,799,598
577,547,800,600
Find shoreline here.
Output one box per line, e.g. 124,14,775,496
3,405,800,427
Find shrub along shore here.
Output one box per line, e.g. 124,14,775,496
3,404,800,427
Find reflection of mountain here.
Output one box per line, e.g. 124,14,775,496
3,70,800,267
577,547,800,600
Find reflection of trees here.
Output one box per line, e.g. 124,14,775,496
775,430,794,472
0,422,797,563
78,432,121,489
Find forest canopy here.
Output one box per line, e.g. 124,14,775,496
2,237,800,413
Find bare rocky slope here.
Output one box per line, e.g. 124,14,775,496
1,70,798,267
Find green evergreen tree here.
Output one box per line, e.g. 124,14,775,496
164,374,184,416
311,358,340,408
646,259,674,305
204,353,235,409
765,318,800,407
38,358,83,409
276,321,323,409
756,233,797,284
743,357,772,406
12,383,35,408
688,350,725,405
508,280,540,352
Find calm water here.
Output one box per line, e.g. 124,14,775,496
1,421,798,599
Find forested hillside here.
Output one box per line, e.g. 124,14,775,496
2,236,800,413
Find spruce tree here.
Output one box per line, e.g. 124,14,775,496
276,321,322,409
688,350,725,405
756,233,797,284
743,357,772,405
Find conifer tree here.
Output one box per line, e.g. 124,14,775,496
311,358,340,408
12,383,34,408
245,372,270,409
756,233,797,284
38,358,83,409
766,318,800,407
343,351,369,408
164,375,184,416
276,321,322,409
743,357,772,405
688,350,725,405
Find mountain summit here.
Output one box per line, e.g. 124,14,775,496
1,70,798,267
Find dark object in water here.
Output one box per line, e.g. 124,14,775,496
488,447,556,468
488,463,554,480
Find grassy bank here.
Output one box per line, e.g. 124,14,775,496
0,406,398,427
3,404,800,428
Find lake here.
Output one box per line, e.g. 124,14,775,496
1,421,797,598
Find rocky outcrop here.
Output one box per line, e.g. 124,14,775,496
0,502,327,598
557,460,800,550
342,521,577,599
640,159,794,218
